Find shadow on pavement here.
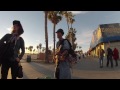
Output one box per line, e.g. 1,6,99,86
75,58,120,72
23,71,30,79
28,62,55,79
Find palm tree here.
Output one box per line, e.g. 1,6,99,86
69,18,75,28
60,11,73,31
28,46,33,54
76,45,78,51
47,11,62,60
79,46,82,50
33,49,35,54
39,43,42,53
44,11,49,63
42,47,45,53
36,45,39,53
30,46,33,54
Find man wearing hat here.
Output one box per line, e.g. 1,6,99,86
55,29,71,79
0,20,25,79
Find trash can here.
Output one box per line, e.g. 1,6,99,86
27,55,31,62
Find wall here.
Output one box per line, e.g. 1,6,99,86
39,53,53,61
23,53,53,61
23,53,38,60
90,43,105,57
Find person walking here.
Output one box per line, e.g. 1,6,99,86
113,48,119,67
0,20,25,79
98,46,105,68
106,46,113,68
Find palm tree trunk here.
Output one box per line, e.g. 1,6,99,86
71,23,72,28
67,18,69,31
53,23,56,62
45,11,49,63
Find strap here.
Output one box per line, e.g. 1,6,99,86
59,39,65,46
8,35,14,43
8,35,19,49
60,39,72,48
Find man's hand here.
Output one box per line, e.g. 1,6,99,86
56,52,61,55
61,50,68,56
16,58,20,62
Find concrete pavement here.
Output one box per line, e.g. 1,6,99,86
1,57,120,79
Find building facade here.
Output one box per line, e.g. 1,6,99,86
89,23,120,57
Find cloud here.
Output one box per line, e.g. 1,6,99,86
36,40,40,42
76,30,93,39
70,11,90,15
76,30,93,50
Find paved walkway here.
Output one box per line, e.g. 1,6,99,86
1,57,120,79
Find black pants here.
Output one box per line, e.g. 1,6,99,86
107,56,113,67
1,61,18,79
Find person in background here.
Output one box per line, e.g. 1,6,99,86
98,46,105,68
106,46,113,68
0,20,25,79
113,48,119,67
76,51,80,62
82,54,84,58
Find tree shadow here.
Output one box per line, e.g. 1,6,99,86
27,62,55,79
22,71,30,79
74,59,120,72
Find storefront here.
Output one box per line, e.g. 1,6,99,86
90,23,120,57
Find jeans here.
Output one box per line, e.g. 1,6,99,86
107,56,113,67
99,56,103,67
55,61,71,79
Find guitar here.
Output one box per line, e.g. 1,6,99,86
55,44,69,66
55,45,62,66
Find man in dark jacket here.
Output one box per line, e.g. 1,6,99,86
0,20,25,79
106,47,113,68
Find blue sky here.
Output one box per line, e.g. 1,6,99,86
0,11,120,53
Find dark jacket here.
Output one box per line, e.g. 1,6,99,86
0,33,25,61
107,48,113,56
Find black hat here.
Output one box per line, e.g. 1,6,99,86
13,20,21,25
56,29,64,35
13,20,24,35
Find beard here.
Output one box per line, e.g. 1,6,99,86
12,29,18,36
12,29,17,33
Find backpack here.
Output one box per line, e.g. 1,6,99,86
60,39,77,64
